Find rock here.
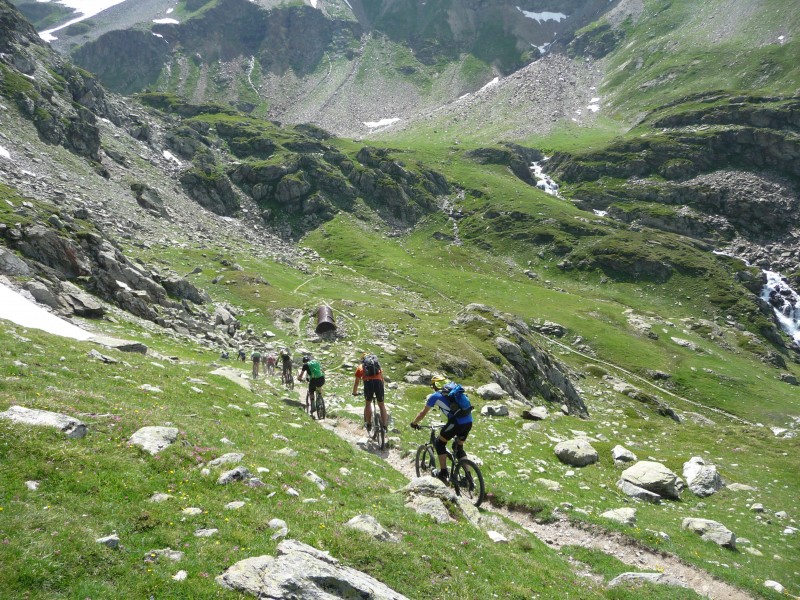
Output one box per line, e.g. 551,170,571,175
681,518,736,549
534,478,561,491
727,483,756,492
149,493,173,503
775,511,788,519
616,479,662,504
96,534,120,549
0,406,87,438
208,453,244,467
304,470,327,491
144,548,184,563
216,539,410,599
487,531,508,543
607,572,688,589
600,508,637,526
403,369,434,385
25,481,39,491
88,349,118,364
0,247,32,276
400,477,458,503
554,439,599,467
681,412,716,426
620,461,681,499
522,406,548,420
682,456,723,497
182,507,202,516
764,581,785,593
405,495,451,524
345,515,397,542
477,383,508,400
173,570,188,581
128,426,178,455
195,528,219,537
225,501,246,510
217,466,252,485
749,503,764,513
612,445,637,464
481,405,509,417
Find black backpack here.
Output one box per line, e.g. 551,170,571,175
362,354,381,376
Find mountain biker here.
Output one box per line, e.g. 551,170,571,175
410,375,473,483
251,349,261,379
352,352,386,432
280,348,293,384
237,348,246,362
298,355,325,414
265,351,277,376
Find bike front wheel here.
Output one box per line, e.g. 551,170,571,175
452,459,485,508
415,444,436,477
371,411,384,449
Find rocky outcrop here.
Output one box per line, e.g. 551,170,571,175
0,406,87,438
216,539,410,599
619,461,682,500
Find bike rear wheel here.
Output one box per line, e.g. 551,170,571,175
316,391,326,419
371,408,384,449
414,444,436,477
452,458,485,507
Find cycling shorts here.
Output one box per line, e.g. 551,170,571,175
308,376,325,393
363,379,384,403
440,421,472,442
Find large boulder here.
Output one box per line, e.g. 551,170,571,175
682,456,723,497
0,406,87,438
612,445,637,465
217,539,410,599
554,439,598,467
616,479,662,503
477,383,507,400
620,461,681,499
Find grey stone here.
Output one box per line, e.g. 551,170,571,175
0,406,87,438
600,508,637,526
129,426,178,455
208,453,244,467
765,581,785,594
477,383,508,400
612,445,637,464
144,548,184,563
681,518,736,549
405,496,451,524
345,515,397,542
217,466,252,485
481,404,510,417
620,461,681,499
0,248,32,276
682,456,723,497
522,406,548,420
216,539,410,599
608,572,688,589
727,483,756,492
96,534,120,549
535,478,561,491
554,439,599,467
616,479,662,503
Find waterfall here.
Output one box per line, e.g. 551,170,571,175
530,159,561,197
761,270,800,344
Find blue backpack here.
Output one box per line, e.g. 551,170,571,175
443,383,472,418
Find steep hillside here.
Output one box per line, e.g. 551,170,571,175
1,0,799,598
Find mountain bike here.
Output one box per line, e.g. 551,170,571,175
282,363,294,389
355,392,385,450
413,423,485,507
303,382,326,420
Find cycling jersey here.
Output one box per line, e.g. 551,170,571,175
426,391,473,425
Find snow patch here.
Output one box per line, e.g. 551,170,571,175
0,145,10,160
152,33,164,38
537,42,552,54
166,7,174,14
479,77,500,92
163,150,182,165
593,209,608,217
39,0,128,41
0,282,93,341
364,118,400,129
517,7,568,23
153,18,179,24
309,0,318,7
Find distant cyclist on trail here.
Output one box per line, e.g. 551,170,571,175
265,351,277,376
298,354,325,415
410,375,473,483
352,352,386,433
237,348,246,362
251,349,261,379
280,348,293,384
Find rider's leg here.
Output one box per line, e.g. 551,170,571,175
378,401,388,430
435,435,448,473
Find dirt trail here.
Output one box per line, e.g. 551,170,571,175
325,417,754,600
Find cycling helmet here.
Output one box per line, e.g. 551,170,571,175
430,375,447,390
302,355,310,364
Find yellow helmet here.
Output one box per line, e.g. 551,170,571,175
430,375,447,390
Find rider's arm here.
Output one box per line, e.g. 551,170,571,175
410,405,431,427
352,366,362,395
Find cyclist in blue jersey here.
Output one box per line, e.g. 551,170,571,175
410,375,473,483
